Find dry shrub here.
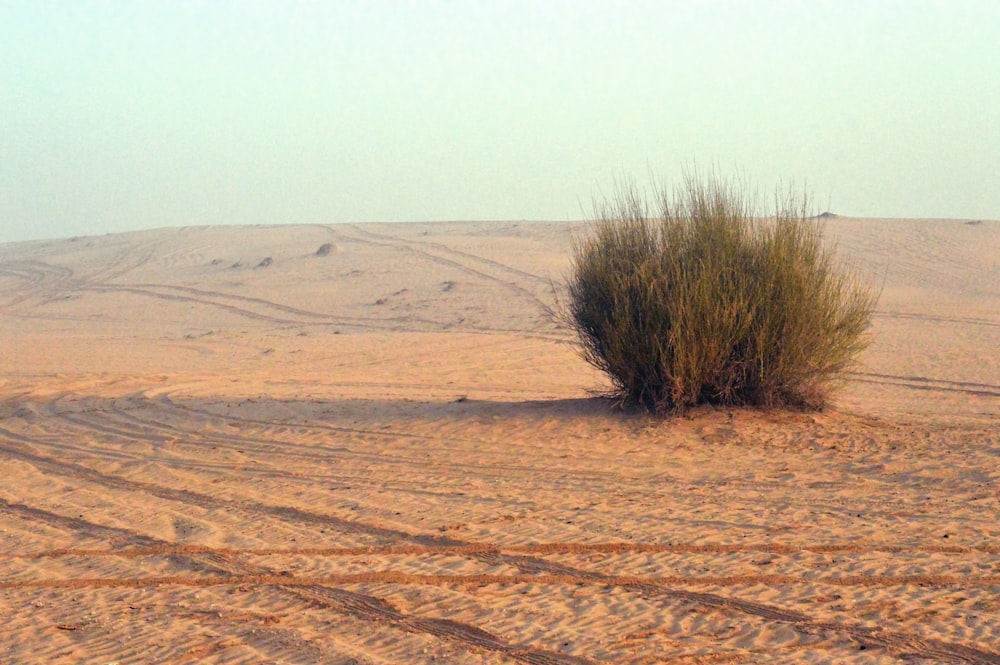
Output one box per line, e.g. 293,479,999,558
567,173,878,413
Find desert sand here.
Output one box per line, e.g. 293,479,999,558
1,218,998,664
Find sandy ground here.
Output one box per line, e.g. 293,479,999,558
0,218,998,664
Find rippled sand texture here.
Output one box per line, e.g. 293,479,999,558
1,219,998,664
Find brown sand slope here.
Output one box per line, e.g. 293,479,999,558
1,219,998,664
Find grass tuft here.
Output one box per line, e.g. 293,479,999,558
566,172,878,413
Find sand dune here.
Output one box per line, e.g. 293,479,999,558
1,219,998,663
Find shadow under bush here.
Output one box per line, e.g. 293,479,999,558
567,173,878,413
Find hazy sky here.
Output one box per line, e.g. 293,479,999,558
3,1,998,243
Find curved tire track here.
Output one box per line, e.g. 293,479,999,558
0,498,591,665
343,225,559,329
875,311,1000,329
0,260,76,307
2,429,999,664
10,540,998,561
847,372,1000,399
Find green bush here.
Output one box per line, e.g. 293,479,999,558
567,173,878,413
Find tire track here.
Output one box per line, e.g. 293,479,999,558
142,396,971,517
344,225,558,327
5,228,572,338
1,243,153,309
132,396,622,482
3,429,999,663
17,397,596,520
0,260,75,306
92,247,154,283
40,395,982,525
95,283,348,322
9,540,998,561
41,390,1000,536
47,402,620,488
35,405,528,510
847,372,1000,399
350,224,556,287
2,237,450,332
874,311,1000,329
79,283,480,333
482,551,1000,664
7,571,1000,592
50,405,532,502
81,284,321,326
0,260,74,287
0,426,422,543
0,498,591,665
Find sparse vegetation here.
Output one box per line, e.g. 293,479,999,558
567,172,878,413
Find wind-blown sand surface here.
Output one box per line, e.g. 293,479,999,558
1,219,998,664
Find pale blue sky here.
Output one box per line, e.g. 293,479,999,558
2,1,998,242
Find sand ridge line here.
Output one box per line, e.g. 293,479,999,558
6,571,1000,592
4,447,1000,665
0,498,593,665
